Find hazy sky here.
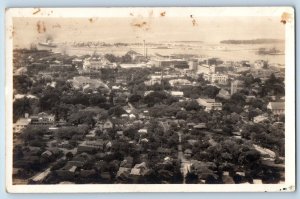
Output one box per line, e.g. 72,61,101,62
13,16,285,48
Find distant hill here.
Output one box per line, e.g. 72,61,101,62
220,39,284,44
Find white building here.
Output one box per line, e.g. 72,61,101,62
196,98,222,112
253,115,269,123
170,91,184,97
210,74,228,84
197,64,215,74
13,118,31,133
267,102,285,115
83,56,115,70
70,76,108,91
144,75,162,86
169,79,192,87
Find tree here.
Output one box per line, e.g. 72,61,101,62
40,89,61,111
89,94,107,106
68,111,95,126
231,92,246,105
66,152,74,160
202,85,220,98
143,91,168,107
185,172,199,184
128,94,142,103
13,97,34,122
13,75,33,94
121,54,132,63
185,100,200,111
176,110,188,120
108,106,126,117
21,126,48,142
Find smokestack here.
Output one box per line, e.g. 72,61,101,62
146,48,148,59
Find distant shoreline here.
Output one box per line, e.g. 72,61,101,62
220,39,284,45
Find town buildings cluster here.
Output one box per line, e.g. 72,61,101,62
12,46,285,185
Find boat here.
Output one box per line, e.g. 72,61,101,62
257,47,284,55
38,39,57,48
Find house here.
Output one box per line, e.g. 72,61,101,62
187,139,198,145
170,91,184,97
217,89,230,100
103,119,113,129
144,75,162,86
120,157,134,168
267,102,285,115
129,114,136,119
30,112,55,125
245,95,256,103
116,131,124,137
41,150,53,159
121,114,129,119
30,168,51,183
78,139,104,153
169,79,192,87
86,130,96,140
14,94,38,101
222,172,235,184
196,98,222,112
13,117,31,133
126,50,144,61
70,76,108,91
253,179,263,184
83,55,115,70
253,144,276,159
133,120,143,126
130,162,148,177
193,123,207,129
140,138,149,143
253,115,269,123
56,165,77,179
116,167,131,180
14,67,27,75
138,129,148,135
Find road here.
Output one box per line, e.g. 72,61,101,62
177,131,191,184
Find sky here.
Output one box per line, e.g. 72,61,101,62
13,16,285,48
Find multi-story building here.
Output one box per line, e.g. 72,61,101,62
70,76,108,91
196,98,222,112
267,102,285,115
197,64,215,74
230,80,244,95
210,74,228,84
30,112,55,125
169,79,192,87
83,56,116,71
144,75,162,86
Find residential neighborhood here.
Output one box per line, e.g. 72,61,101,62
12,42,285,185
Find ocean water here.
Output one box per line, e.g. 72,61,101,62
49,42,285,65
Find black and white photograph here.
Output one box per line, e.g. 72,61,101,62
5,7,295,192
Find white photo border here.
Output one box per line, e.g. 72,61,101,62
5,7,295,193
